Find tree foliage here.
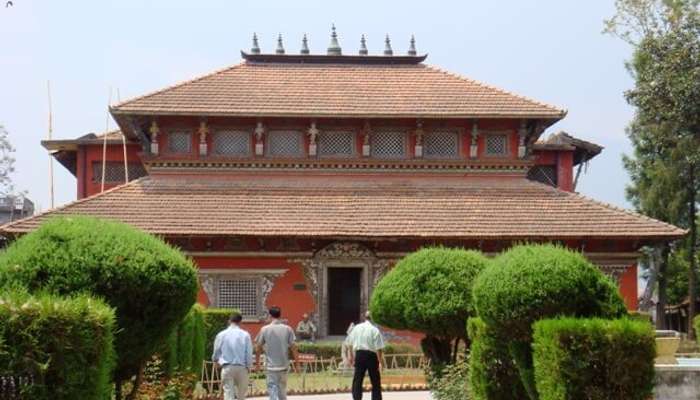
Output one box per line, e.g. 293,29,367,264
472,244,627,400
0,124,17,196
606,0,700,335
0,216,199,385
370,247,489,366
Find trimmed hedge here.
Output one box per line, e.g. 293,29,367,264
472,244,627,399
533,318,655,400
467,318,527,400
0,290,116,400
371,247,489,339
203,308,236,361
162,304,207,375
0,216,199,381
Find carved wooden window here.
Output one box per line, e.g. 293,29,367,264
168,131,192,154
267,130,303,157
528,165,558,187
212,130,251,156
319,130,354,157
371,129,407,159
218,278,260,317
485,134,508,156
424,129,459,159
92,162,147,183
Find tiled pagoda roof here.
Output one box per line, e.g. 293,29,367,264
111,60,565,119
1,175,684,240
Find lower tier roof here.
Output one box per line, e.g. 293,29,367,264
0,175,685,240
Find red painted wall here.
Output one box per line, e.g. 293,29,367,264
195,256,315,338
78,143,142,199
619,264,639,310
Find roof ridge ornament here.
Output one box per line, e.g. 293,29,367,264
276,34,285,54
384,34,393,56
408,35,417,56
359,34,368,55
301,34,310,55
327,24,342,55
251,33,261,55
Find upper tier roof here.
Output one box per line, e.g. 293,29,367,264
0,175,684,241
111,56,566,120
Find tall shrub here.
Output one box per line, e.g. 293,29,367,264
472,244,626,399
203,308,236,361
370,247,489,366
533,318,655,400
0,290,116,400
0,216,199,385
467,318,526,400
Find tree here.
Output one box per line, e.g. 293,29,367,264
0,124,17,196
369,247,489,368
0,216,199,400
606,0,700,336
472,244,627,400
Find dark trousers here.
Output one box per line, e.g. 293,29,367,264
352,350,382,400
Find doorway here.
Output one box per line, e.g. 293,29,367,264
327,267,362,335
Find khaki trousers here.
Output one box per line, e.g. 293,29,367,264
221,365,248,400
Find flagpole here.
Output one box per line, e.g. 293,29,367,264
47,80,54,209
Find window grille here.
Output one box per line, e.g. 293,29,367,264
267,130,303,157
92,162,147,183
424,129,459,158
485,134,508,156
212,130,251,156
371,129,407,159
318,131,354,157
168,131,192,154
527,165,558,187
219,278,259,317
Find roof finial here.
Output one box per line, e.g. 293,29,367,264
408,35,417,56
327,24,342,55
384,34,393,56
251,33,261,54
359,34,368,55
301,34,310,55
276,34,285,54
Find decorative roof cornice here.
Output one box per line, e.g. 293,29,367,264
240,51,427,64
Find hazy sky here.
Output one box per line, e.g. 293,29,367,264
1,1,637,212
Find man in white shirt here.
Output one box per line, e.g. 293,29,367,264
212,311,253,400
347,311,386,400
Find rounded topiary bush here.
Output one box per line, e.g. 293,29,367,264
472,244,627,399
0,216,199,383
472,244,626,342
370,247,489,364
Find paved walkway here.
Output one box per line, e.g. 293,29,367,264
250,391,432,400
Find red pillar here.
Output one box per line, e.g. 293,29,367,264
619,264,639,311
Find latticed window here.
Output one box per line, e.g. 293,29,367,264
92,162,147,183
318,131,354,157
485,134,508,156
168,131,192,154
267,130,303,157
212,130,251,156
219,278,259,317
528,165,558,187
424,129,459,158
371,129,407,159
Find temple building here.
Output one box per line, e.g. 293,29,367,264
1,30,685,338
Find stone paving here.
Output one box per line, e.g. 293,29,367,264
250,390,432,400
